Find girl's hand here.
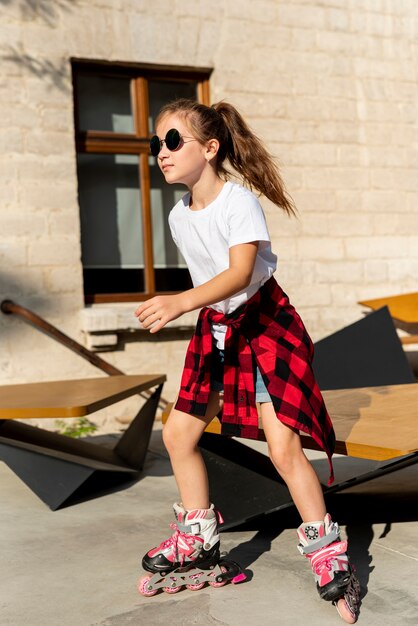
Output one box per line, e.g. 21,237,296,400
134,294,186,333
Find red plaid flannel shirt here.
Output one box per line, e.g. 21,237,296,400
175,276,336,484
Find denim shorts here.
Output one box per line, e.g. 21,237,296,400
210,346,271,403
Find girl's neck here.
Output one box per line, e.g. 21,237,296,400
188,171,225,211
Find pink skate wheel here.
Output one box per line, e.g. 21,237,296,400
336,598,357,624
137,575,158,597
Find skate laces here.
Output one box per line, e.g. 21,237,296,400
309,540,348,576
160,523,200,565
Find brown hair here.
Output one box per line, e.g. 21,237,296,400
156,99,297,217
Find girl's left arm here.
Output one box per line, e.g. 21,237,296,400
134,242,258,333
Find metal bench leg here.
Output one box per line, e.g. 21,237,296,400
114,383,163,470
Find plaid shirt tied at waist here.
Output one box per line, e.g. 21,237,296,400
175,276,336,484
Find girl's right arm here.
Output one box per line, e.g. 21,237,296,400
134,241,259,333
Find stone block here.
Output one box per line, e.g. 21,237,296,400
0,241,27,266
0,157,18,180
0,213,47,237
345,236,409,259
299,213,329,236
279,260,316,285
28,238,80,266
0,128,24,153
226,1,277,23
0,184,18,207
281,166,304,190
362,190,406,212
278,4,326,29
25,131,73,156
292,76,317,96
317,30,352,54
41,106,73,133
291,283,331,308
45,266,83,294
372,214,400,235
20,183,77,210
297,237,344,260
290,27,317,51
326,7,350,31
371,169,417,192
338,145,370,167
0,267,45,295
48,213,80,236
266,212,303,237
364,260,389,283
129,14,178,61
292,191,336,213
304,168,369,191
388,259,418,282
286,144,337,166
321,122,360,143
315,260,364,284
329,214,371,236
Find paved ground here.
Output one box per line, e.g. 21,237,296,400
1,424,417,626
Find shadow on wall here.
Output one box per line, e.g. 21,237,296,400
1,0,77,92
2,47,71,93
0,271,78,340
0,0,77,27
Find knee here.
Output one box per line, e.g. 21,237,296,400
267,443,304,477
162,420,181,454
162,418,195,456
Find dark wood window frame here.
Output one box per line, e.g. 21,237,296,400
72,59,212,304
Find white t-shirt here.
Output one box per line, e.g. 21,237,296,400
168,181,277,349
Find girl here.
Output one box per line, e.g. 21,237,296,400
134,99,360,622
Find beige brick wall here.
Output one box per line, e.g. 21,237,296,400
0,1,417,428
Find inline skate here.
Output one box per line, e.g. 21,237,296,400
138,503,246,596
297,514,361,623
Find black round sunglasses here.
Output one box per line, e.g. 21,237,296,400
149,128,196,157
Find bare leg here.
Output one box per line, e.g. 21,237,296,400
260,401,326,522
163,391,223,511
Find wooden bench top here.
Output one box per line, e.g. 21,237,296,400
358,292,418,325
163,383,418,462
0,374,166,419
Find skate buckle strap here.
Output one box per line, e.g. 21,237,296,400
176,521,201,534
298,525,340,555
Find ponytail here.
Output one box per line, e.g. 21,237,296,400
212,101,296,217
156,98,296,217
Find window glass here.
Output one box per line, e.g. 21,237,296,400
149,156,187,270
149,156,192,292
77,153,143,269
148,80,197,131
76,75,134,133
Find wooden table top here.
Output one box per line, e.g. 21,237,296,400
358,292,418,324
319,383,418,460
0,374,166,419
176,382,418,462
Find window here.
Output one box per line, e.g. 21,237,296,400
72,61,211,303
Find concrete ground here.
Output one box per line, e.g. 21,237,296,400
1,424,417,626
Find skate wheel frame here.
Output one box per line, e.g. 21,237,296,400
137,558,246,596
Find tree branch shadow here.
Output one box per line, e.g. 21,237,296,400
0,0,77,27
2,45,71,93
